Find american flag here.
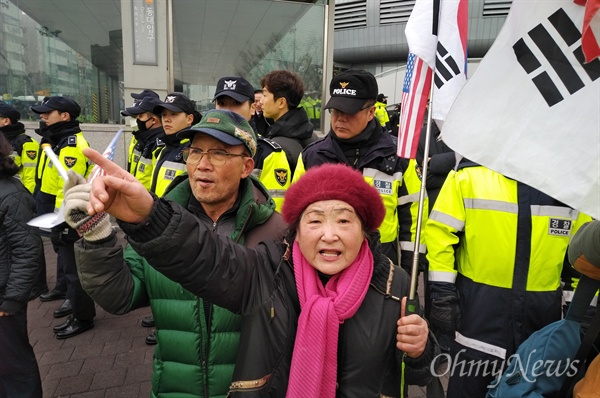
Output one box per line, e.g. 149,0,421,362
397,53,433,158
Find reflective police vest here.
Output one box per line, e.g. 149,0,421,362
130,129,164,191
39,133,91,211
10,133,39,194
252,137,291,212
151,139,189,197
398,159,428,257
127,135,138,174
374,101,390,127
426,165,592,358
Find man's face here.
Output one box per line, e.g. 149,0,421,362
260,87,283,121
254,93,263,113
330,105,375,140
215,96,254,121
186,133,254,218
40,109,69,126
161,109,193,135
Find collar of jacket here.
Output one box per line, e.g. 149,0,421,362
163,174,276,244
268,107,313,141
319,121,397,167
45,120,81,144
0,122,26,140
135,126,164,145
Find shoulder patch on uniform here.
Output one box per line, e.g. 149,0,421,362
261,137,282,151
64,156,77,168
274,168,288,187
67,136,77,146
26,150,38,160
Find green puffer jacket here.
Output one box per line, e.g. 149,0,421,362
75,175,287,398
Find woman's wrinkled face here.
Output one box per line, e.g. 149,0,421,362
295,200,364,275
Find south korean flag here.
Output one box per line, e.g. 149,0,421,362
442,0,600,219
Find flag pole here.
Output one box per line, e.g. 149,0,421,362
407,80,435,305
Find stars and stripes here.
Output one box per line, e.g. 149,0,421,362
397,54,433,159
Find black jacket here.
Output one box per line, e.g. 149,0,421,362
0,177,44,314
268,107,317,172
416,122,454,212
121,198,438,397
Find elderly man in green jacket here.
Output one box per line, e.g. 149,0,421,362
69,110,286,397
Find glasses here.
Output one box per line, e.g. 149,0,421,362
328,104,373,117
182,147,246,166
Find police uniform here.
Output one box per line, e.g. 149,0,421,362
128,128,165,191
374,100,390,128
4,129,39,194
426,163,592,397
252,136,291,212
150,136,188,197
31,97,96,336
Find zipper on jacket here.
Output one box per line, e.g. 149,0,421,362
353,148,360,168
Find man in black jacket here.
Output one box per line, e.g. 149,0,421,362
259,70,318,174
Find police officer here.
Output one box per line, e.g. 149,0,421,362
122,96,165,191
31,96,96,339
294,70,424,271
374,93,391,132
0,101,40,194
151,93,201,197
213,76,292,211
425,163,593,397
122,89,160,177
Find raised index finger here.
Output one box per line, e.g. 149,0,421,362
83,147,130,179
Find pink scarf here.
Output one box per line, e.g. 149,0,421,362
286,239,374,398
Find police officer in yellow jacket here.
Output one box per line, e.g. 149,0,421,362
374,93,390,132
213,76,292,212
425,162,592,398
123,96,165,191
122,89,160,178
0,102,39,194
294,70,423,270
31,96,96,339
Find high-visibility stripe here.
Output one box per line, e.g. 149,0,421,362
455,332,507,359
428,270,457,283
363,168,403,182
400,241,427,253
530,205,579,218
429,210,465,231
161,161,186,171
463,198,518,213
398,192,422,206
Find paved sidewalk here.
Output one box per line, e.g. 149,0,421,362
29,236,154,398
28,235,441,397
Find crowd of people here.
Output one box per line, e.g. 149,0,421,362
0,68,597,398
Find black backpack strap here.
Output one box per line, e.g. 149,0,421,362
560,276,600,396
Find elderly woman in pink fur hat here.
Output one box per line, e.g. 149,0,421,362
64,147,438,398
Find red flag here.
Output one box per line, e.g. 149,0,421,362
397,54,432,158
576,0,600,62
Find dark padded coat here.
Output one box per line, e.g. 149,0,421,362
75,175,287,398
120,197,438,397
0,177,44,314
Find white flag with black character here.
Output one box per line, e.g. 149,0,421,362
442,0,600,219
